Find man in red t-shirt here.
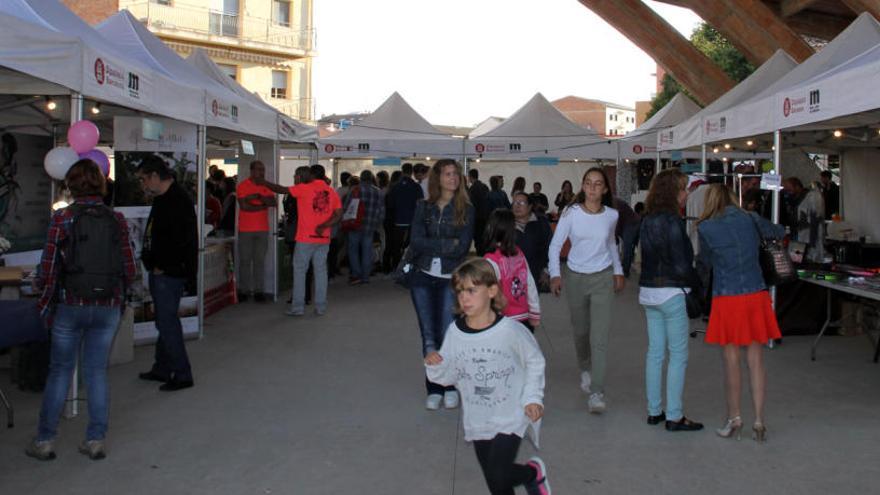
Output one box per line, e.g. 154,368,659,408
236,160,276,302
259,164,342,315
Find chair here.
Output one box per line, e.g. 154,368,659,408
0,299,47,428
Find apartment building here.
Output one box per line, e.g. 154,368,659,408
63,0,316,122
552,96,637,137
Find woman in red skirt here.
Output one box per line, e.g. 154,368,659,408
697,184,784,442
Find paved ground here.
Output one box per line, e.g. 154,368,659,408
2,274,880,494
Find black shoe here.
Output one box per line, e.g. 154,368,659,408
647,412,666,425
253,293,266,303
159,379,194,392
138,371,169,383
665,417,704,432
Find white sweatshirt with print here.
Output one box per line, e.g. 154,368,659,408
425,316,546,441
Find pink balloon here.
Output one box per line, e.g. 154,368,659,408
68,120,100,154
79,149,110,176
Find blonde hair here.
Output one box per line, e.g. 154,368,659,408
427,159,471,226
451,258,507,314
699,184,739,223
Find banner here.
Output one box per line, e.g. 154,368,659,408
113,117,199,345
0,133,53,252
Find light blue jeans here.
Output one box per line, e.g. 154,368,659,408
642,294,689,421
38,304,121,441
292,241,329,313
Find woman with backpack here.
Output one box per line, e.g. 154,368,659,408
28,159,136,461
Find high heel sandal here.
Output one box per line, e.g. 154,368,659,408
715,416,743,440
752,422,767,443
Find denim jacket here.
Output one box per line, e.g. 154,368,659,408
409,199,475,274
698,206,785,296
638,212,698,289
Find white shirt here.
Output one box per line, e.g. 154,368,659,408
425,316,546,441
639,287,688,306
548,205,623,278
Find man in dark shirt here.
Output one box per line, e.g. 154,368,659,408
467,168,490,254
386,162,424,270
613,196,641,278
529,182,550,214
136,155,197,392
819,170,839,219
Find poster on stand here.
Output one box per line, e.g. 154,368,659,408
113,117,199,345
1,133,53,253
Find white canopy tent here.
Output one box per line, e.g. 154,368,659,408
320,92,463,160
658,49,798,153
695,13,880,147
619,93,700,160
468,117,505,139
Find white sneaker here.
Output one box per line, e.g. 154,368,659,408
580,371,592,394
588,392,606,414
425,394,443,411
443,391,460,409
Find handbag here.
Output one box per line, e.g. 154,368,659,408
340,186,364,232
682,288,704,319
748,214,796,286
392,247,416,289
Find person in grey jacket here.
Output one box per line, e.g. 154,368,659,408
408,159,475,411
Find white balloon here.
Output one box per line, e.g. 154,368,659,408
44,146,80,180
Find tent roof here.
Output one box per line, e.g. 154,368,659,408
468,117,505,138
325,92,452,140
626,93,699,138
480,93,598,139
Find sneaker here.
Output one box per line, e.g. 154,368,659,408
588,392,606,414
25,438,56,461
78,440,106,460
285,309,304,317
525,457,552,495
314,308,326,316
580,371,592,394
443,390,459,409
425,394,443,411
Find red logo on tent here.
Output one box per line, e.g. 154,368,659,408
94,59,105,85
212,99,219,117
632,145,643,155
324,144,335,153
475,143,485,153
783,97,792,117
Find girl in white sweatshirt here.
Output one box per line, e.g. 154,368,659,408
425,258,550,495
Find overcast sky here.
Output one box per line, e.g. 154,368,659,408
312,0,702,127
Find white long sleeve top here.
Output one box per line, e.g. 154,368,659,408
548,205,622,278
425,315,546,441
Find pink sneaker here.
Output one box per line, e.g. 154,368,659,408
525,457,551,494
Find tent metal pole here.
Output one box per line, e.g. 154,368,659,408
197,125,207,339
701,144,707,174
64,92,83,420
272,140,279,302
769,129,783,332
655,149,661,174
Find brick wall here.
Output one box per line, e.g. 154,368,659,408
552,97,607,135
61,0,119,25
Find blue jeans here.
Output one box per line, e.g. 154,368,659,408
292,242,329,313
410,270,456,395
346,230,374,282
38,304,121,441
642,294,689,421
149,274,192,382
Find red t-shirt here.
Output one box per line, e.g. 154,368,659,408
237,178,274,232
288,180,342,244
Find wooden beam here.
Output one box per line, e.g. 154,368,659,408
577,0,735,105
786,10,854,40
842,0,880,20
680,0,813,64
780,0,821,17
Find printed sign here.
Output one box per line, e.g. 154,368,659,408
474,143,485,153
528,157,559,166
114,116,197,153
85,52,150,105
761,173,782,191
324,143,335,153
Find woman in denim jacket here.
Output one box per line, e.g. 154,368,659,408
697,184,784,443
638,169,703,432
409,159,475,411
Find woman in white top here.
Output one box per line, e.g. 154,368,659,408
548,167,624,414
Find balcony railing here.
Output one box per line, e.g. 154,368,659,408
123,2,316,53
257,93,314,122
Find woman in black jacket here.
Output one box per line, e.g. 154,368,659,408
408,159,475,411
638,169,703,432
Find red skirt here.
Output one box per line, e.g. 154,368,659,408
705,291,781,346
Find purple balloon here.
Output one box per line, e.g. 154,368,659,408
68,120,100,154
79,149,110,176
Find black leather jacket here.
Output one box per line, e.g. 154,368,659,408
638,211,699,289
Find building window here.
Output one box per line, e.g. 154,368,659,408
271,70,288,99
218,64,237,81
209,0,239,37
273,0,291,27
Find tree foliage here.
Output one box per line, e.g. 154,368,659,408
645,23,755,119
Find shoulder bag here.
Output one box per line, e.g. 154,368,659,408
748,213,796,286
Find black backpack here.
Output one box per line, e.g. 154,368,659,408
62,204,124,300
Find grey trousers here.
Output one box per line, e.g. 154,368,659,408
563,265,614,393
292,242,329,313
238,231,269,293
